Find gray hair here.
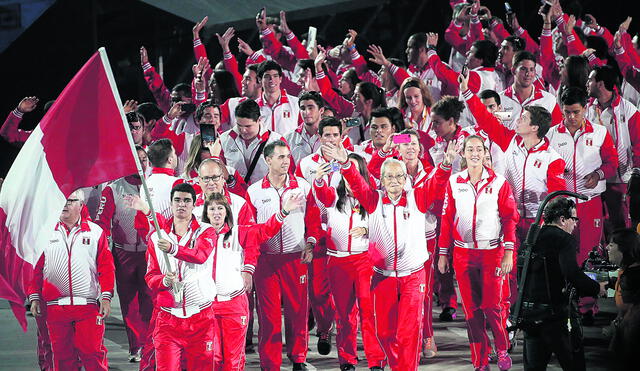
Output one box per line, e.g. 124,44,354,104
71,189,86,204
380,158,407,179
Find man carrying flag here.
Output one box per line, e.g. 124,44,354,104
0,48,140,367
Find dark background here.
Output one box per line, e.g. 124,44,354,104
0,0,635,177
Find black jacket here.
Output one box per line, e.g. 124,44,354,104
524,225,599,306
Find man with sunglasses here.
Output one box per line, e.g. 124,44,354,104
28,190,115,371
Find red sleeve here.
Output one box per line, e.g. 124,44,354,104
622,32,640,67
219,99,232,126
491,21,511,44
597,130,619,179
340,160,379,213
96,231,115,299
223,52,244,94
427,50,468,94
551,103,563,126
304,190,322,244
281,75,303,97
227,170,249,198
367,148,393,180
27,254,45,300
414,163,452,213
142,65,172,113
628,111,640,167
246,52,268,66
389,64,412,88
237,201,256,225
0,109,31,145
150,116,186,155
313,178,337,207
463,89,515,151
145,239,169,292
172,228,216,264
513,27,540,55
497,180,520,251
193,38,213,77
317,71,355,118
469,16,484,42
539,31,561,90
238,211,286,273
285,32,310,60
547,157,567,193
349,48,369,76
94,187,115,236
325,66,341,90
444,21,469,55
437,181,455,256
591,26,614,49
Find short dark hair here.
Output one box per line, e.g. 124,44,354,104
479,89,501,105
560,87,588,107
357,82,386,109
172,83,192,98
592,65,619,92
512,50,536,69
409,33,428,49
319,117,342,136
543,197,577,224
341,68,361,88
246,64,259,74
297,59,316,76
170,182,196,204
524,106,552,138
611,228,640,268
195,101,217,122
432,96,465,122
235,99,261,121
505,36,525,52
399,128,420,141
299,91,324,109
257,60,282,79
371,107,405,133
264,139,288,158
126,111,142,124
471,40,498,68
147,138,174,168
137,102,163,122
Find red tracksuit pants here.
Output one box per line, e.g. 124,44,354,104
327,253,386,368
453,247,509,368
112,248,153,353
576,197,604,314
371,268,426,371
153,304,216,371
47,304,108,371
308,253,336,336
422,239,437,339
35,304,54,370
255,252,309,370
212,294,249,371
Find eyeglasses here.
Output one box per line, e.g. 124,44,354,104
383,174,407,182
569,216,579,222
172,198,193,205
65,199,80,205
201,175,223,183
129,124,143,131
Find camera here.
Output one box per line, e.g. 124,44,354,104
582,248,619,297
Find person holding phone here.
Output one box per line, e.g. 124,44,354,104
438,135,520,371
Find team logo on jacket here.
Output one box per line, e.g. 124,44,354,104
586,139,593,146
533,160,542,168
283,111,291,118
594,219,601,227
403,209,410,220
206,341,213,352
82,237,90,245
300,275,306,284
485,187,493,194
241,315,247,326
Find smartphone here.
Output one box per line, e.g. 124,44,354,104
494,111,513,121
257,7,265,18
181,103,196,115
200,124,216,143
393,134,412,144
329,161,341,172
540,0,552,15
582,16,593,25
345,117,361,127
585,272,597,281
307,26,317,54
504,2,513,14
461,63,469,78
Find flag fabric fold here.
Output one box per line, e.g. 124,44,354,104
0,48,137,331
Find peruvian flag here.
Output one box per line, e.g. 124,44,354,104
0,48,138,331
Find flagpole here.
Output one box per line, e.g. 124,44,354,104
98,47,178,287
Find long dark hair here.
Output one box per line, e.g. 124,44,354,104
336,153,370,219
202,193,233,242
611,228,640,269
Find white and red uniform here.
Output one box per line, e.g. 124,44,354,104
247,175,322,370
210,211,286,370
429,126,470,177
426,49,504,96
151,115,200,176
95,176,153,356
219,96,249,132
217,125,285,185
388,62,444,102
256,89,301,136
284,124,321,165
140,167,184,220
499,85,563,130
586,93,640,229
546,120,619,264
0,108,31,145
341,159,450,371
438,167,519,369
145,216,217,370
294,151,337,342
28,217,115,371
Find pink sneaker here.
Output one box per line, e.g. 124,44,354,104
497,351,512,370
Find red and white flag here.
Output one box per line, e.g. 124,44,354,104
0,48,138,331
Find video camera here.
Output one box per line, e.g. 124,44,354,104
582,248,619,297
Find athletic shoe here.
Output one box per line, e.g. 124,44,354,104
422,337,437,358
318,331,332,355
497,351,512,370
293,363,308,370
128,348,142,363
488,350,497,363
474,365,490,371
340,364,356,371
439,307,457,321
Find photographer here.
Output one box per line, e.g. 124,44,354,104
520,197,605,371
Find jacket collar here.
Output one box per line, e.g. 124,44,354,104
556,119,595,134
163,215,202,235
151,167,176,176
456,166,495,184
515,136,551,153
257,89,290,108
261,174,299,189
382,191,408,207
229,124,271,142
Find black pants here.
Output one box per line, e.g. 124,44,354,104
523,319,575,371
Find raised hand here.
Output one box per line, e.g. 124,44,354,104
314,46,327,71
140,46,149,66
315,162,332,180
237,38,254,56
123,194,150,214
367,44,390,67
614,30,623,49
458,68,470,92
283,192,305,213
583,14,598,29
192,16,208,39
279,11,290,34
192,57,210,92
620,16,632,33
255,7,267,31
216,27,235,53
564,15,576,35
443,140,458,167
426,32,438,48
17,96,39,113
344,29,358,48
123,100,138,114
